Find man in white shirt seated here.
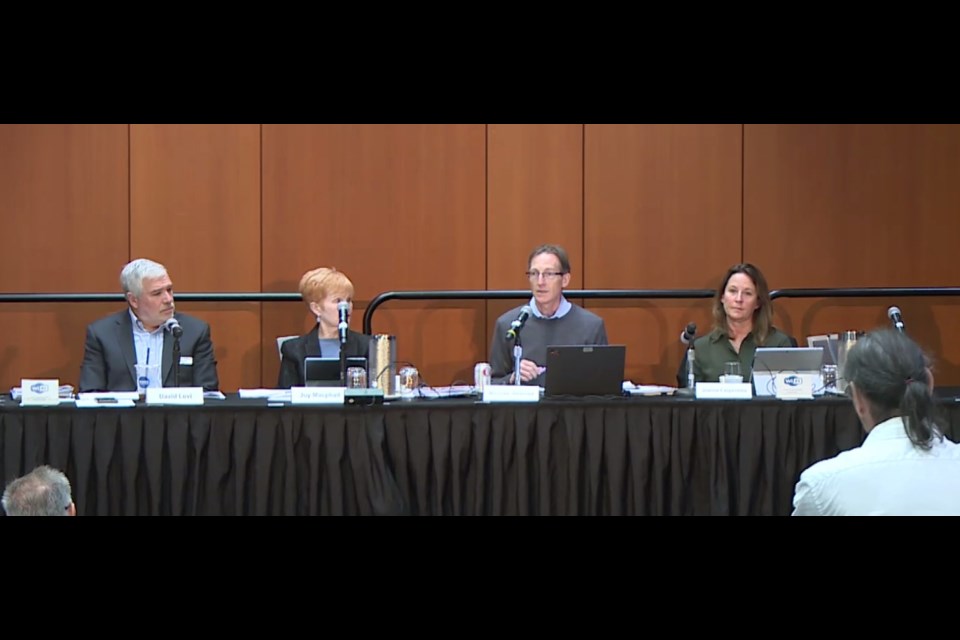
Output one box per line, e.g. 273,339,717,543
792,329,960,515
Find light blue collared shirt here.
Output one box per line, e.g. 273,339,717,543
129,310,164,387
529,295,572,320
319,338,341,358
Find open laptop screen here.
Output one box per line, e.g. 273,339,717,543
751,347,824,397
544,345,626,397
304,357,367,387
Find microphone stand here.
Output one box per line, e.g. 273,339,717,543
513,334,523,386
676,343,695,397
172,335,181,388
338,308,349,385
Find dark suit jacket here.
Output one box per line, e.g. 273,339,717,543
79,310,220,392
277,326,371,388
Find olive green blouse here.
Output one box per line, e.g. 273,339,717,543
691,327,794,383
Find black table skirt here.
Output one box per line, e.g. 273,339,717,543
3,397,958,515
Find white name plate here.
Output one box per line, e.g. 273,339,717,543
291,386,346,404
775,373,816,400
695,382,753,400
78,392,140,401
20,378,60,406
483,385,541,403
146,387,204,405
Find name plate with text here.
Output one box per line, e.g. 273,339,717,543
146,387,204,405
291,386,346,405
20,378,60,406
695,382,753,400
775,373,816,400
483,385,541,403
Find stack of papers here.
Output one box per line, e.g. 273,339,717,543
75,392,139,408
11,385,75,400
239,388,291,403
414,385,477,399
622,382,677,396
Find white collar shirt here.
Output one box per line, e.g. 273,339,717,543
792,416,960,515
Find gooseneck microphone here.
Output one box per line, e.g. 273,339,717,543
887,306,905,333
680,322,697,345
505,306,533,340
337,301,350,344
164,317,183,338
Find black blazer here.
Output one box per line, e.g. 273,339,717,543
79,310,220,392
277,326,372,388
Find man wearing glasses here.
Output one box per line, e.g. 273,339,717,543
490,244,608,385
2,465,77,516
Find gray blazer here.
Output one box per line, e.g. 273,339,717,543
78,310,219,392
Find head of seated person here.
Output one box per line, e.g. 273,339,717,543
2,465,76,516
844,329,939,445
712,262,774,343
300,267,357,340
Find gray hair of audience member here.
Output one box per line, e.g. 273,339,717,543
120,259,168,297
2,465,74,516
527,244,571,274
844,328,943,450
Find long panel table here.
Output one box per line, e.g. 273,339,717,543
3,395,958,515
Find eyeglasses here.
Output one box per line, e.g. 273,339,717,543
526,270,565,280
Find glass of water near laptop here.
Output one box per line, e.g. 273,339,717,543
719,361,743,384
135,363,161,394
820,364,838,393
346,366,367,389
398,366,419,399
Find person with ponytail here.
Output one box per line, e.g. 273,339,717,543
792,329,960,515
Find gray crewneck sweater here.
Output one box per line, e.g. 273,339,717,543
489,304,608,385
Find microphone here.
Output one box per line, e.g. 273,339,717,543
505,306,533,340
680,322,697,345
887,306,905,333
337,301,349,344
164,317,183,338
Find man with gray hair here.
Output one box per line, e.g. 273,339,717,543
79,258,219,392
2,465,76,516
490,243,608,386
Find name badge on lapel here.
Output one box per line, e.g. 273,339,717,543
179,356,193,365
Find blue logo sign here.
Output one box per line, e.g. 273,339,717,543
30,382,49,394
783,375,802,387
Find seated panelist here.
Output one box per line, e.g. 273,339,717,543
489,243,608,386
692,263,793,383
79,258,219,392
277,267,371,388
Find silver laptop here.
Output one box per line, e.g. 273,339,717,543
751,347,824,397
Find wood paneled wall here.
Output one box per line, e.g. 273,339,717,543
1,124,957,390
744,124,960,383
584,125,743,383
